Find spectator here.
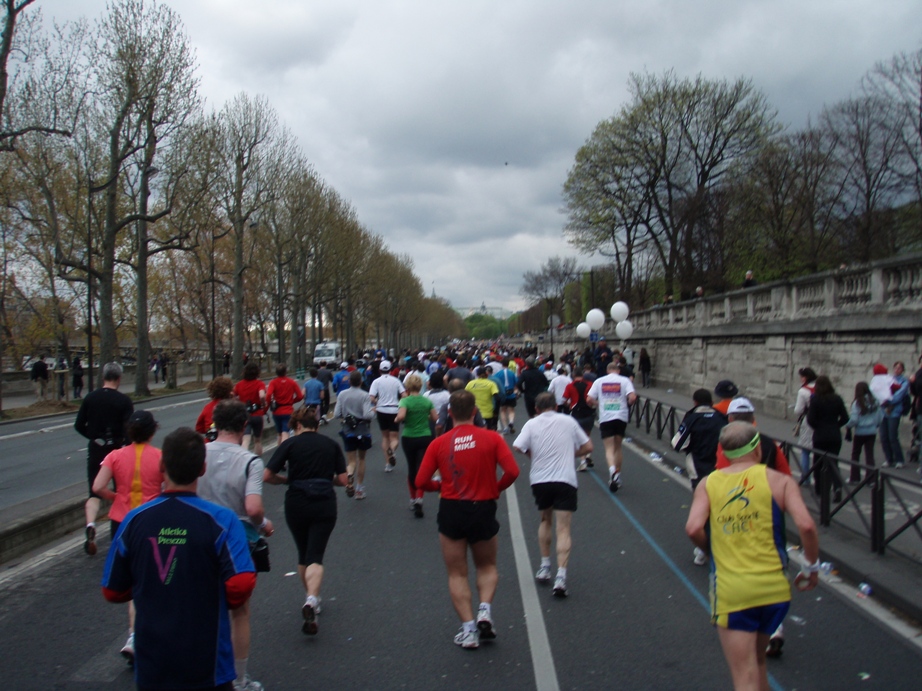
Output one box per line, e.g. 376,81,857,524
806,376,849,501
845,382,883,483
793,367,817,477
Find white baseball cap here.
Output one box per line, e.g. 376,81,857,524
727,397,755,415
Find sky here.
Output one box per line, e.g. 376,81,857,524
38,0,922,313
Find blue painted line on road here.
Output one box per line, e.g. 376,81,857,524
590,471,785,691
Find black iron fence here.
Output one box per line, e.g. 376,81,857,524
630,394,922,564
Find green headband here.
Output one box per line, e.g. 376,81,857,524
724,432,761,460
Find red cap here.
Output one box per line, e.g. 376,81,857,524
873,364,888,375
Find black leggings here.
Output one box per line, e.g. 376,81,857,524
813,439,843,494
402,435,433,500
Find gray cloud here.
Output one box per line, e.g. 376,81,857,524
42,0,922,312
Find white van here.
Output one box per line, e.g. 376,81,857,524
313,341,342,367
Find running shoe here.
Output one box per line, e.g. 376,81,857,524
586,457,594,467
577,460,588,472
120,632,134,665
345,473,355,498
476,607,496,640
387,449,397,467
553,576,568,598
301,598,319,635
693,547,707,566
535,564,552,584
84,525,97,556
766,636,784,658
233,675,264,691
508,423,515,435
609,472,621,493
413,500,424,519
453,627,480,649
354,487,366,500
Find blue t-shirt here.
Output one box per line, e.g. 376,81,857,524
333,370,350,394
101,492,254,689
304,378,325,405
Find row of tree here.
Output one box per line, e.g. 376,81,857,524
0,0,464,393
559,48,922,306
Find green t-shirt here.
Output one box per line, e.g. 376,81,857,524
399,395,435,437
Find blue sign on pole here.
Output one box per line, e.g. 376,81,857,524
589,332,600,342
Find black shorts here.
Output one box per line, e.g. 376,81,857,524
284,496,337,566
437,499,499,544
484,416,498,431
573,415,595,435
377,411,399,432
87,443,111,498
502,396,517,407
245,414,264,437
531,482,578,512
599,419,627,439
342,434,372,452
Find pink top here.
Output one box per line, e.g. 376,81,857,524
101,443,164,522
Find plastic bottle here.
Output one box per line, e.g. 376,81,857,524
820,561,833,575
858,583,872,597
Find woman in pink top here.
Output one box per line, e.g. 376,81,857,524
92,409,163,664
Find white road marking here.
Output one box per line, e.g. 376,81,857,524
506,485,560,691
0,397,206,442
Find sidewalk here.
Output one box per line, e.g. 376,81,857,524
631,385,922,624
0,374,204,417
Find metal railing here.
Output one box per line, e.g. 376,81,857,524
630,394,922,564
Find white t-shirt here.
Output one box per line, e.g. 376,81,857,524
369,374,406,413
513,411,589,488
547,374,572,405
425,388,450,413
587,373,635,423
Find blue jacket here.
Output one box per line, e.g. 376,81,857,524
847,396,883,435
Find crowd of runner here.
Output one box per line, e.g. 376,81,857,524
76,344,922,691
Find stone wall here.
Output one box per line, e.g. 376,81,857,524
510,255,922,419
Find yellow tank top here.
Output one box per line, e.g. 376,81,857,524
705,464,790,618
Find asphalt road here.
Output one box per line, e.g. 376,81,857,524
0,391,209,509
2,421,922,689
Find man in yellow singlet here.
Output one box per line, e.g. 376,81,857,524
686,421,819,691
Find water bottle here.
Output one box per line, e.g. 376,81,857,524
820,562,833,575
858,582,872,597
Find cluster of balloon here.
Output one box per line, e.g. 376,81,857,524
576,302,634,341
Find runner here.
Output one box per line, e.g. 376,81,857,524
264,407,349,636
563,368,595,471
74,362,134,555
101,427,256,691
416,391,520,649
490,358,518,434
685,421,819,691
197,401,274,691
196,376,235,441
368,360,406,471
395,374,437,517
465,366,501,431
234,362,267,457
91,410,163,664
513,392,592,598
587,361,636,492
266,364,304,444
334,370,375,500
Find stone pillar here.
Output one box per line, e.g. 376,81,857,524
763,335,790,418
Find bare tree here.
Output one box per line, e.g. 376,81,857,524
522,256,580,325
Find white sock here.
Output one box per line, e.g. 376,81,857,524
541,557,551,567
305,594,318,607
478,602,491,616
87,522,95,529
556,567,567,580
235,657,247,681
463,619,477,633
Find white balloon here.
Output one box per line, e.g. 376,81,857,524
615,319,634,340
576,322,591,338
610,301,630,323
586,308,605,331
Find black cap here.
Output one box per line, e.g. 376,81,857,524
714,380,739,399
128,410,155,426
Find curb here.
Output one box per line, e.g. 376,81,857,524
0,484,108,565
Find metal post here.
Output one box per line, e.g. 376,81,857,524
871,468,886,554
